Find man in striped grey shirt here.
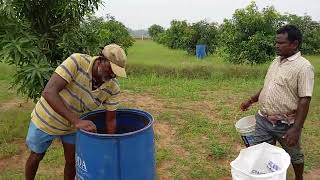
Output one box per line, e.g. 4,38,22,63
241,25,314,180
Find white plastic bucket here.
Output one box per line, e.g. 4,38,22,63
230,142,291,180
235,115,256,147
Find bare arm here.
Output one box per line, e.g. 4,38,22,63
284,97,311,146
42,73,78,123
293,97,311,129
105,110,116,134
240,88,262,111
249,89,262,104
42,73,96,132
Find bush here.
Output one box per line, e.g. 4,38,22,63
218,2,320,64
185,21,218,55
59,16,134,57
152,2,320,64
283,14,320,54
160,20,193,50
0,1,133,101
218,2,282,64
153,20,219,55
148,24,165,40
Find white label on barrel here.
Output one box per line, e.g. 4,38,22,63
76,154,87,172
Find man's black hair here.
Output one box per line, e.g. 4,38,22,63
276,24,303,49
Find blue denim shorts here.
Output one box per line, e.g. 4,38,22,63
26,121,76,153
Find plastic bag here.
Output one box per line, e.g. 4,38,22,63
230,142,290,180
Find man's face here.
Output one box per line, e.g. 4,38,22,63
97,59,116,82
275,33,298,57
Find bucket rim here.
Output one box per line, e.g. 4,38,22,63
78,108,154,137
235,115,256,130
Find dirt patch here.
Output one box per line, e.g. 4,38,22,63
305,167,320,180
154,121,188,178
234,143,244,152
158,175,172,180
119,91,165,113
0,140,27,171
0,97,33,112
157,160,175,180
153,111,190,178
182,100,219,120
154,121,174,147
155,121,189,158
218,176,232,180
0,140,64,177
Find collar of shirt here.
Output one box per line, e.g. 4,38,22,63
83,55,110,91
276,51,301,64
86,55,100,79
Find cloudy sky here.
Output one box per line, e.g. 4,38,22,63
96,0,320,30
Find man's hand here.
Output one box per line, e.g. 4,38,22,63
240,89,262,111
240,99,253,111
74,119,97,133
283,126,301,147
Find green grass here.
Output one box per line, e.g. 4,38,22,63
307,55,320,71
0,82,16,102
0,142,19,159
128,40,224,67
0,108,31,158
0,40,319,179
0,63,14,81
127,40,270,80
42,141,65,167
129,40,319,68
0,63,16,102
0,109,31,144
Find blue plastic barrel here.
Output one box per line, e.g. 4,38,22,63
196,44,207,59
76,109,155,180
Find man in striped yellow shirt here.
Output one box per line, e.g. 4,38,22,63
25,44,127,180
240,25,314,180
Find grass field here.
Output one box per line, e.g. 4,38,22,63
0,40,319,179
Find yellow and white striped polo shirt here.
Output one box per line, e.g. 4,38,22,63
258,52,314,116
31,53,121,135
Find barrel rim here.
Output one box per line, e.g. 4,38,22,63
78,108,154,137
